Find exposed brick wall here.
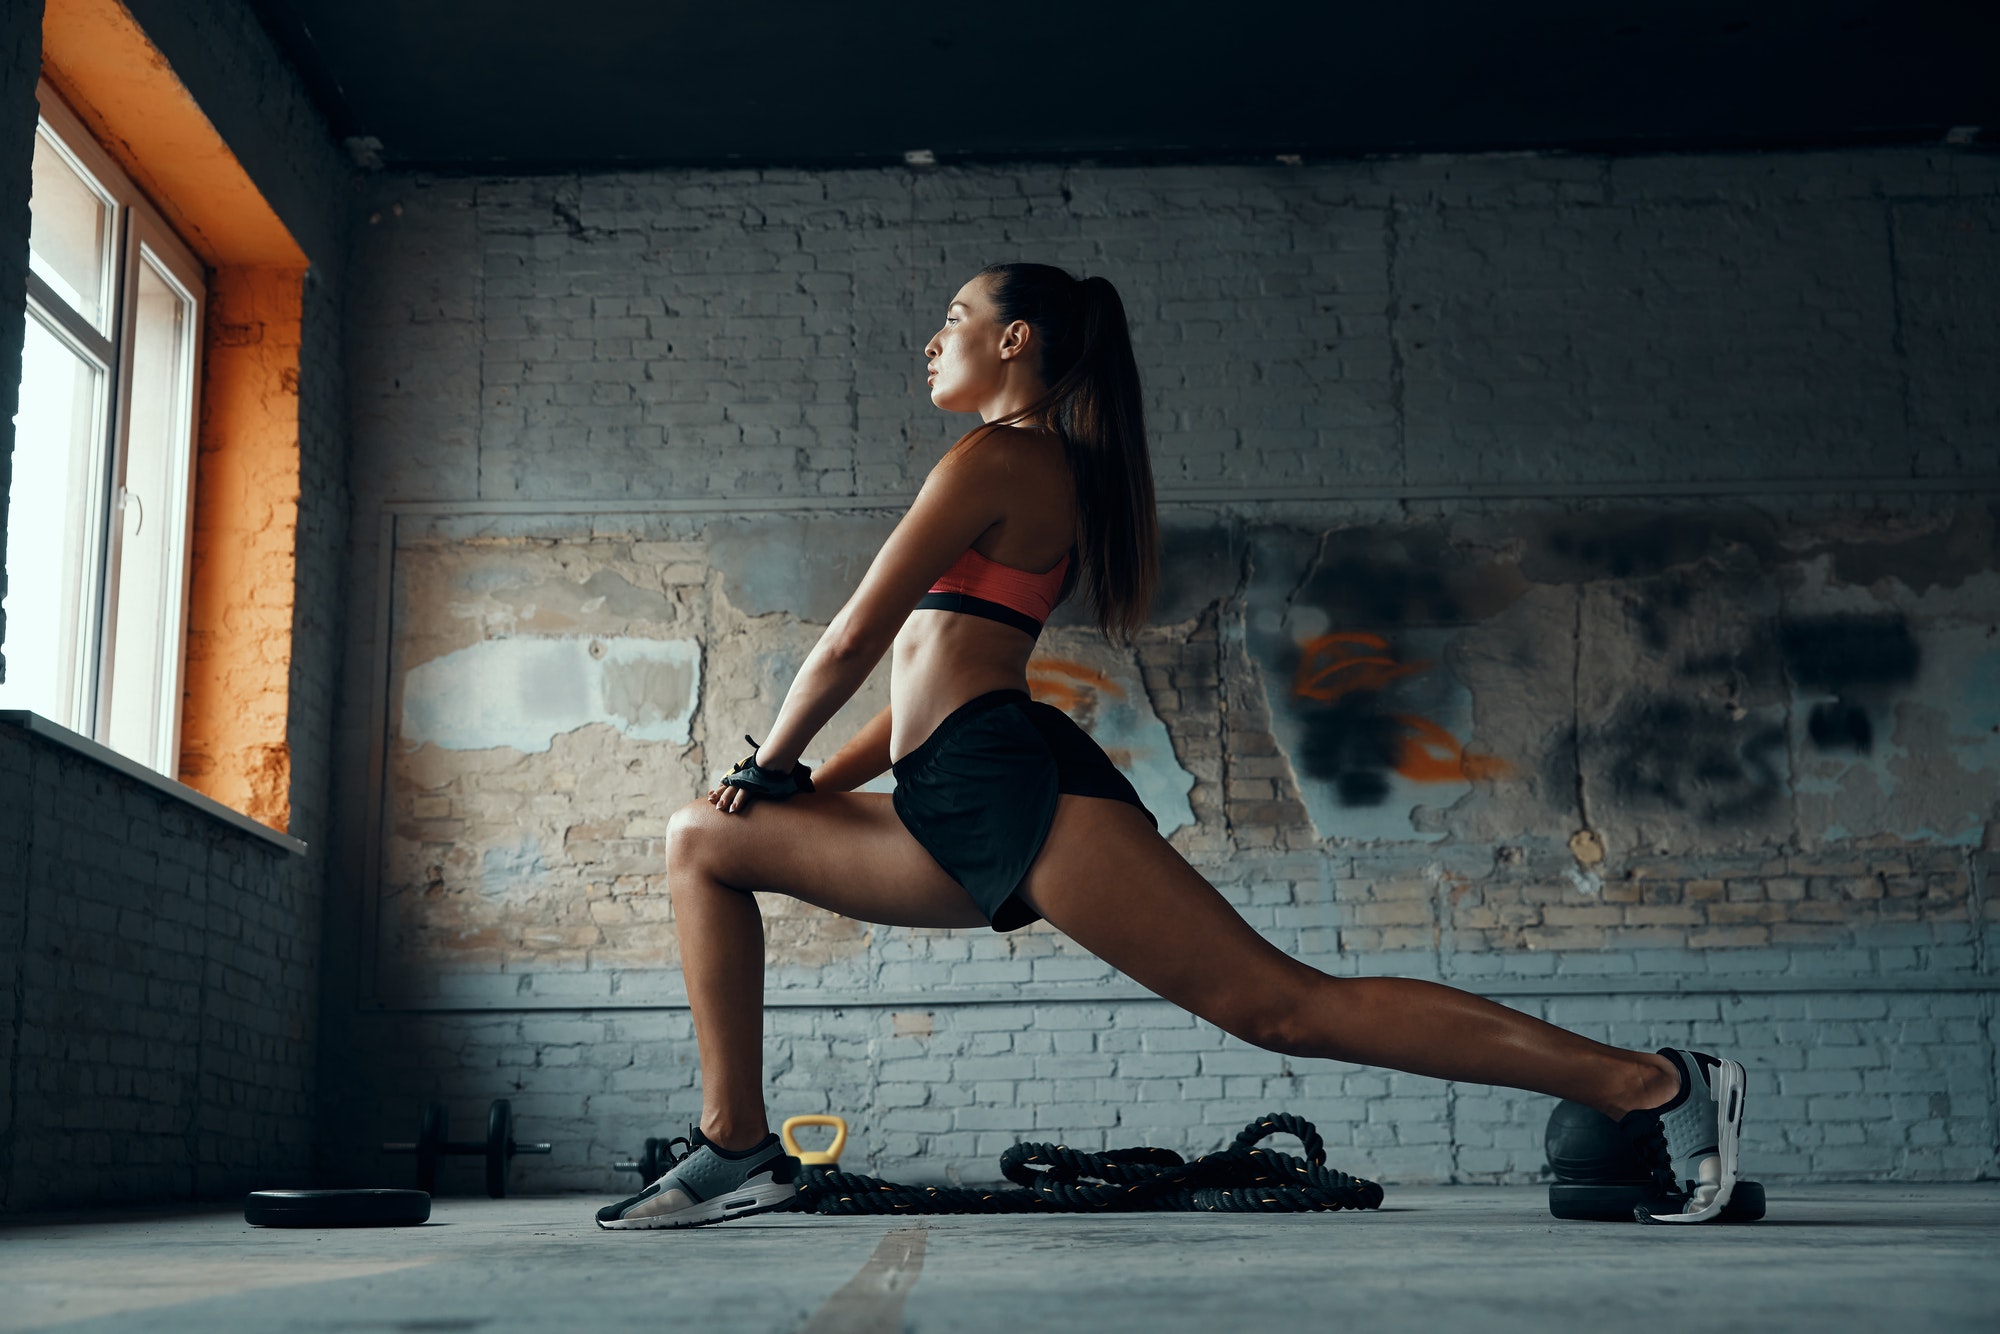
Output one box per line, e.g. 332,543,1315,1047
325,148,2000,1195
332,980,1996,1198
0,724,319,1210
343,154,1999,509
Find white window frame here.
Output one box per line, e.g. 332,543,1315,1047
14,80,206,777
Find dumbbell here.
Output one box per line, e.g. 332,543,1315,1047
383,1099,552,1198
614,1136,683,1184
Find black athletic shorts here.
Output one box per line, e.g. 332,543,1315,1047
891,689,1156,932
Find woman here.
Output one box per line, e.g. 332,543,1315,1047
596,264,1745,1230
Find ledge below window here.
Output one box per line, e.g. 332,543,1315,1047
0,710,307,856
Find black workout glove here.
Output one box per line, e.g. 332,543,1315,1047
719,735,814,800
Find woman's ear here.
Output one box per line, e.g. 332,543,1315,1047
997,318,1034,362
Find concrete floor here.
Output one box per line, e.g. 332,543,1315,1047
2,1186,1996,1333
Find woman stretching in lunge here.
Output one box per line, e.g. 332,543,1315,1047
596,264,1746,1230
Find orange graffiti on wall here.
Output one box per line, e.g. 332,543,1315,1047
1293,631,1431,702
1394,714,1514,783
1027,659,1133,766
1292,632,1512,784
1028,658,1124,714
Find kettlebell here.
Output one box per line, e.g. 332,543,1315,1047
781,1114,848,1167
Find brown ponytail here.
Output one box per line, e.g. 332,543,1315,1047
975,263,1159,641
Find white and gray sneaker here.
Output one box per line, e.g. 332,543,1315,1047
1620,1048,1747,1224
595,1128,802,1230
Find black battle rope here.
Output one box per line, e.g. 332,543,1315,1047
796,1112,1384,1216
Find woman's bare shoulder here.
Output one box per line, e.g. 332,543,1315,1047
943,423,1066,474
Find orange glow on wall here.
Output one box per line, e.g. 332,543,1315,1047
41,0,306,832
39,0,306,270
178,270,301,828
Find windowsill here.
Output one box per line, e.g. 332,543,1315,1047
0,709,307,856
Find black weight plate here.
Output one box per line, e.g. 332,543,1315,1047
486,1099,513,1199
417,1101,445,1196
1549,1179,1767,1223
245,1189,431,1228
1549,1181,1650,1221
1724,1179,1768,1222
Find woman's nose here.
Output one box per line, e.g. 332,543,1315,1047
923,332,941,358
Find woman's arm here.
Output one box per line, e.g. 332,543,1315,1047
737,437,1011,779
811,704,894,792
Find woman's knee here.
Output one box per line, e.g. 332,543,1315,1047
665,799,724,878
1212,972,1334,1055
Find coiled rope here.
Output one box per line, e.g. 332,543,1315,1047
797,1112,1383,1215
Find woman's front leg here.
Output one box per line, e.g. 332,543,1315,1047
667,811,773,1151
665,789,987,1151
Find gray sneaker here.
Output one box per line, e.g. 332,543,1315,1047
595,1128,801,1230
1621,1048,1747,1224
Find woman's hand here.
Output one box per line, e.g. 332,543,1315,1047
707,776,753,815
710,736,813,815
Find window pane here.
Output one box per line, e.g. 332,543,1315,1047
27,124,114,333
0,313,110,728
104,252,197,771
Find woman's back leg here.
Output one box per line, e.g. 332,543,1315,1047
1015,794,1678,1119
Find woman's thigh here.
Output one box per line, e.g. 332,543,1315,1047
1014,795,1322,1042
671,792,989,930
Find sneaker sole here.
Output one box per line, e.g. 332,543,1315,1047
596,1178,799,1231
1637,1058,1746,1225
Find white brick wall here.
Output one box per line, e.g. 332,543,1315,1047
344,151,2000,512
335,982,1997,1196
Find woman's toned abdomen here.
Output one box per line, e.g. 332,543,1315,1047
888,612,1038,762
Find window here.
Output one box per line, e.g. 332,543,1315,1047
3,81,205,778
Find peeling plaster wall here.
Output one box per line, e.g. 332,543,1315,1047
0,1,352,1211
328,151,2000,1193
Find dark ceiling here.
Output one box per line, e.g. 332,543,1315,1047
248,1,1998,171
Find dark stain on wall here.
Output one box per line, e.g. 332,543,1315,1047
1288,529,1526,629
1298,691,1406,807
1602,695,1789,824
1525,514,1779,585
1825,505,2000,595
1781,615,1920,753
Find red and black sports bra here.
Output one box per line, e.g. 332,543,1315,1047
917,546,1071,638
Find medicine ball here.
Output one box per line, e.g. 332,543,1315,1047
1544,1098,1648,1183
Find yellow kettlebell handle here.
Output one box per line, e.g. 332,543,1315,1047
780,1114,848,1166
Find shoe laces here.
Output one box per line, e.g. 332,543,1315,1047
1628,1118,1681,1194
658,1134,696,1173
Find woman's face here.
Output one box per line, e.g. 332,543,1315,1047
924,276,1026,414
